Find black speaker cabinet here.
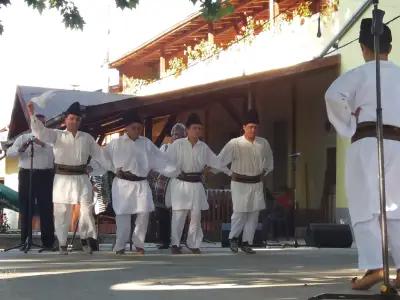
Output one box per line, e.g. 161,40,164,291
305,223,353,248
221,223,264,247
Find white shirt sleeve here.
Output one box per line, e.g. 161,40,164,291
263,140,274,175
325,68,362,138
30,115,58,145
217,140,234,176
205,144,231,174
149,139,177,176
6,135,24,158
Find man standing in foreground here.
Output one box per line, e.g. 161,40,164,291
156,123,186,249
325,19,400,290
103,112,176,255
218,109,273,254
166,114,223,254
28,101,102,255
7,114,55,250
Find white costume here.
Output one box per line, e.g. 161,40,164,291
166,138,222,249
7,133,54,169
218,135,273,245
30,116,102,246
325,60,400,269
103,134,175,251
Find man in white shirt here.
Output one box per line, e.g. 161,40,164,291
103,112,176,255
166,113,223,254
218,109,273,254
7,114,55,250
325,19,400,290
27,101,103,255
156,123,186,250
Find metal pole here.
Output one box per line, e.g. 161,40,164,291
371,1,392,292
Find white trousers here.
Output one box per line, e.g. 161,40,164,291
353,215,400,270
171,209,203,249
54,202,97,246
229,211,259,245
114,213,149,251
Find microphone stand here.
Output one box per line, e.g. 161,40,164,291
309,1,400,298
5,138,42,253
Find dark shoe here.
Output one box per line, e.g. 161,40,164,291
115,249,125,255
240,242,256,254
135,247,145,255
19,245,27,252
87,237,99,251
229,238,239,253
189,248,201,254
157,244,170,250
59,246,68,255
171,245,182,255
81,239,92,254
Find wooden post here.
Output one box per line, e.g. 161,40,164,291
247,87,255,110
208,22,215,44
144,117,153,141
269,0,275,27
159,48,166,79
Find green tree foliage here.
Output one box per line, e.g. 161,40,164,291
0,0,234,34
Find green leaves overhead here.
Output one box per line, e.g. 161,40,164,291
115,0,140,9
199,0,234,21
0,0,234,34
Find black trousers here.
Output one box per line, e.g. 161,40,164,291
18,169,55,247
156,207,171,246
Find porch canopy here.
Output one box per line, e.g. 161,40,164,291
84,54,340,144
7,86,135,140
7,55,339,144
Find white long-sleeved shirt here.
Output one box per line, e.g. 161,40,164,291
325,60,400,225
325,60,400,137
165,137,223,211
30,115,104,204
103,134,176,214
7,133,54,169
218,135,273,212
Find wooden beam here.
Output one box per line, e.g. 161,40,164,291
208,22,215,44
154,114,178,147
144,117,153,140
269,0,275,27
160,48,166,79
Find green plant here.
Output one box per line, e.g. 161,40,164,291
0,211,10,233
121,75,152,94
293,1,312,18
321,0,339,17
167,57,187,77
185,39,222,63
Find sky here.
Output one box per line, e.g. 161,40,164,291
0,0,200,127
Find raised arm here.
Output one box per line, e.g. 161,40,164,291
27,101,57,144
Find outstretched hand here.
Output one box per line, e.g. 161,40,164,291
27,101,35,116
352,107,362,121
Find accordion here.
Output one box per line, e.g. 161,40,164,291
92,171,115,216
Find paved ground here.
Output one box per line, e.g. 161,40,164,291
0,245,396,300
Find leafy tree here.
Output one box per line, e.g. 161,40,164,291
0,0,234,34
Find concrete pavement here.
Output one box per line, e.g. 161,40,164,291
0,246,396,300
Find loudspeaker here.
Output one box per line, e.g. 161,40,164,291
221,223,264,247
305,223,353,248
